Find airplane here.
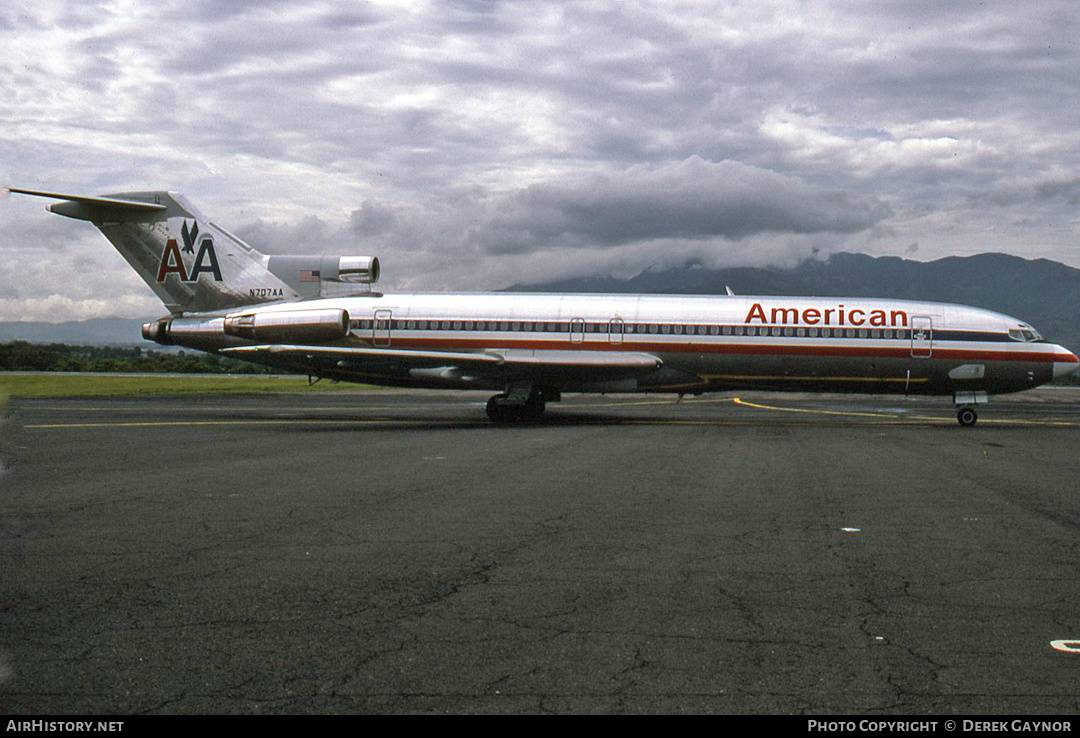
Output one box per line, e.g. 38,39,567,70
8,187,1078,425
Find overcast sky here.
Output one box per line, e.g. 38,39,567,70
2,0,1079,321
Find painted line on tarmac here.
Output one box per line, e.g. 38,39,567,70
734,396,899,419
23,418,467,430
571,396,738,409
733,397,1079,426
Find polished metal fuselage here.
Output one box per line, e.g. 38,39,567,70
167,291,1079,397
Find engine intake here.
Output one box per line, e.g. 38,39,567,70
266,255,380,291
337,256,380,284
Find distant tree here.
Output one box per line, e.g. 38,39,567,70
0,341,285,375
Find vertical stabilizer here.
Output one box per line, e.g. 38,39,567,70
10,189,299,313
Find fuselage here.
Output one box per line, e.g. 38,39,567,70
164,291,1079,398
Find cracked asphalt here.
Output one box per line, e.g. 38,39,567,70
2,388,1080,714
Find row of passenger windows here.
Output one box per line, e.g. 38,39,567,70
350,318,916,340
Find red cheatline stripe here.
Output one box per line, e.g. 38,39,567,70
352,335,1071,364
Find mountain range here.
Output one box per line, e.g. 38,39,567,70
2,253,1078,351
508,252,1080,351
0,317,154,346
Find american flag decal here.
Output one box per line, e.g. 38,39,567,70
299,269,321,282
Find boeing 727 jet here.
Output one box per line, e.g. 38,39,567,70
9,188,1078,425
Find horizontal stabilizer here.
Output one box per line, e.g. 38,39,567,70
7,188,166,221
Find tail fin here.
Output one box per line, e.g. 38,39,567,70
9,189,299,314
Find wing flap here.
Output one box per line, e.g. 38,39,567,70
222,344,505,367
222,344,662,380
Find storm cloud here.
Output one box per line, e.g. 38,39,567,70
469,158,891,254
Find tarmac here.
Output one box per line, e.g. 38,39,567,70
2,388,1080,714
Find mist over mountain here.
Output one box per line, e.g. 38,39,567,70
0,317,154,347
508,252,1080,350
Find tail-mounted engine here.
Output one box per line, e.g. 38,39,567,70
266,255,380,298
143,308,350,346
223,308,350,343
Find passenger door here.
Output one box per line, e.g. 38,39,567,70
373,309,392,347
910,315,932,358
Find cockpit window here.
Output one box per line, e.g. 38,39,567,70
1008,325,1043,342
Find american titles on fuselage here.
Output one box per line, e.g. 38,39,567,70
745,302,907,327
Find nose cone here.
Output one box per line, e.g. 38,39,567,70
1052,348,1080,380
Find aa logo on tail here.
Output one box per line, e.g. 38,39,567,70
156,220,223,282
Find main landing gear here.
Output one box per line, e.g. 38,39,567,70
486,386,557,423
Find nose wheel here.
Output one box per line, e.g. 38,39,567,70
956,406,978,427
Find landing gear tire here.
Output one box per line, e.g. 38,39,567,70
486,394,514,423
956,406,978,427
521,392,546,421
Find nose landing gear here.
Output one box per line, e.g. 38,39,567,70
954,390,987,427
956,406,978,427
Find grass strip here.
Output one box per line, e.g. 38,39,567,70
0,373,372,398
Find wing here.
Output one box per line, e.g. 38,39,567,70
221,344,662,388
